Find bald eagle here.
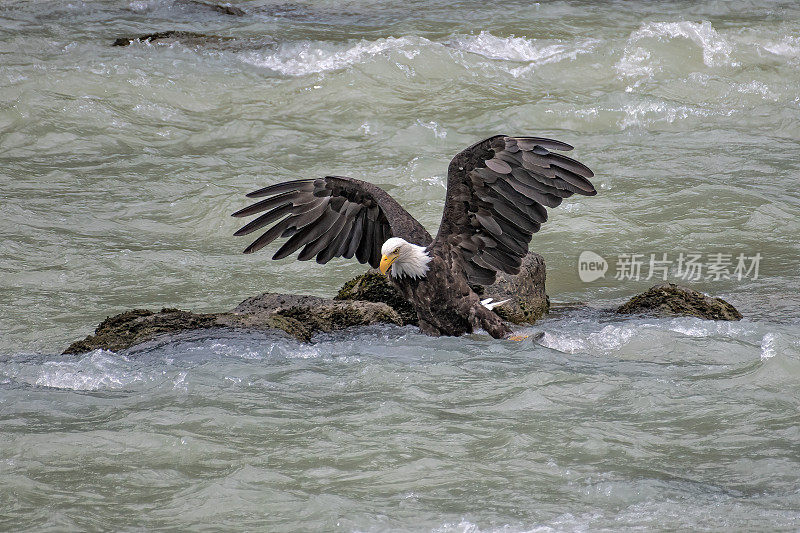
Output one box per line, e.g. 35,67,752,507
232,135,595,338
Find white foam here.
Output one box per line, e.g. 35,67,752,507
760,333,776,360
288,345,324,359
416,119,447,139
35,350,143,391
616,47,655,81
617,21,735,85
172,370,188,391
735,80,778,100
240,37,422,76
431,518,568,533
539,324,637,354
429,519,483,533
761,36,800,58
617,100,731,129
634,21,733,66
127,1,157,12
208,341,264,360
448,31,598,77
449,32,570,62
668,318,749,338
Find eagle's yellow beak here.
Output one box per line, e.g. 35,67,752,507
379,253,397,275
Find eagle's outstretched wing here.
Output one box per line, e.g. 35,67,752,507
232,176,431,268
432,135,596,285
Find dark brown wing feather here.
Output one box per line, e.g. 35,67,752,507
432,135,596,285
233,176,431,268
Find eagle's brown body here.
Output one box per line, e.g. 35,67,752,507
232,135,595,338
391,248,511,338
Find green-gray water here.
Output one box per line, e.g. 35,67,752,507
2,1,799,530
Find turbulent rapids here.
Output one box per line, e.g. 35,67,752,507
2,0,800,531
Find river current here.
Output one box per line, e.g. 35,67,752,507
2,1,799,531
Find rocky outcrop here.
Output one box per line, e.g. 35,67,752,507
63,296,402,355
232,293,402,341
63,255,743,355
64,251,551,354
616,283,742,321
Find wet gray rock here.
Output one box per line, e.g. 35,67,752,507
616,283,743,321
480,252,549,324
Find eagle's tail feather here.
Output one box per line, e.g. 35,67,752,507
480,297,510,311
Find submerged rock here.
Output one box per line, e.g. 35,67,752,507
176,0,246,16
616,283,743,321
111,31,272,52
112,31,234,47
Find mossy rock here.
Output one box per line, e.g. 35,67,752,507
63,308,225,354
63,293,404,354
616,283,742,320
335,271,418,325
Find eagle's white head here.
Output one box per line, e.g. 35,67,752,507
379,237,431,279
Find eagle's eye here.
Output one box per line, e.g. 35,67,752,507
393,248,400,254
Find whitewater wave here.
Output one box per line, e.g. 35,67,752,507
760,35,800,58
544,99,734,131
616,21,736,87
34,350,144,390
448,31,597,62
448,31,598,77
538,316,763,357
240,32,596,78
240,36,423,76
539,323,638,354
617,100,732,129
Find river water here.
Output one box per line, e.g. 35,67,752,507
2,0,800,530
